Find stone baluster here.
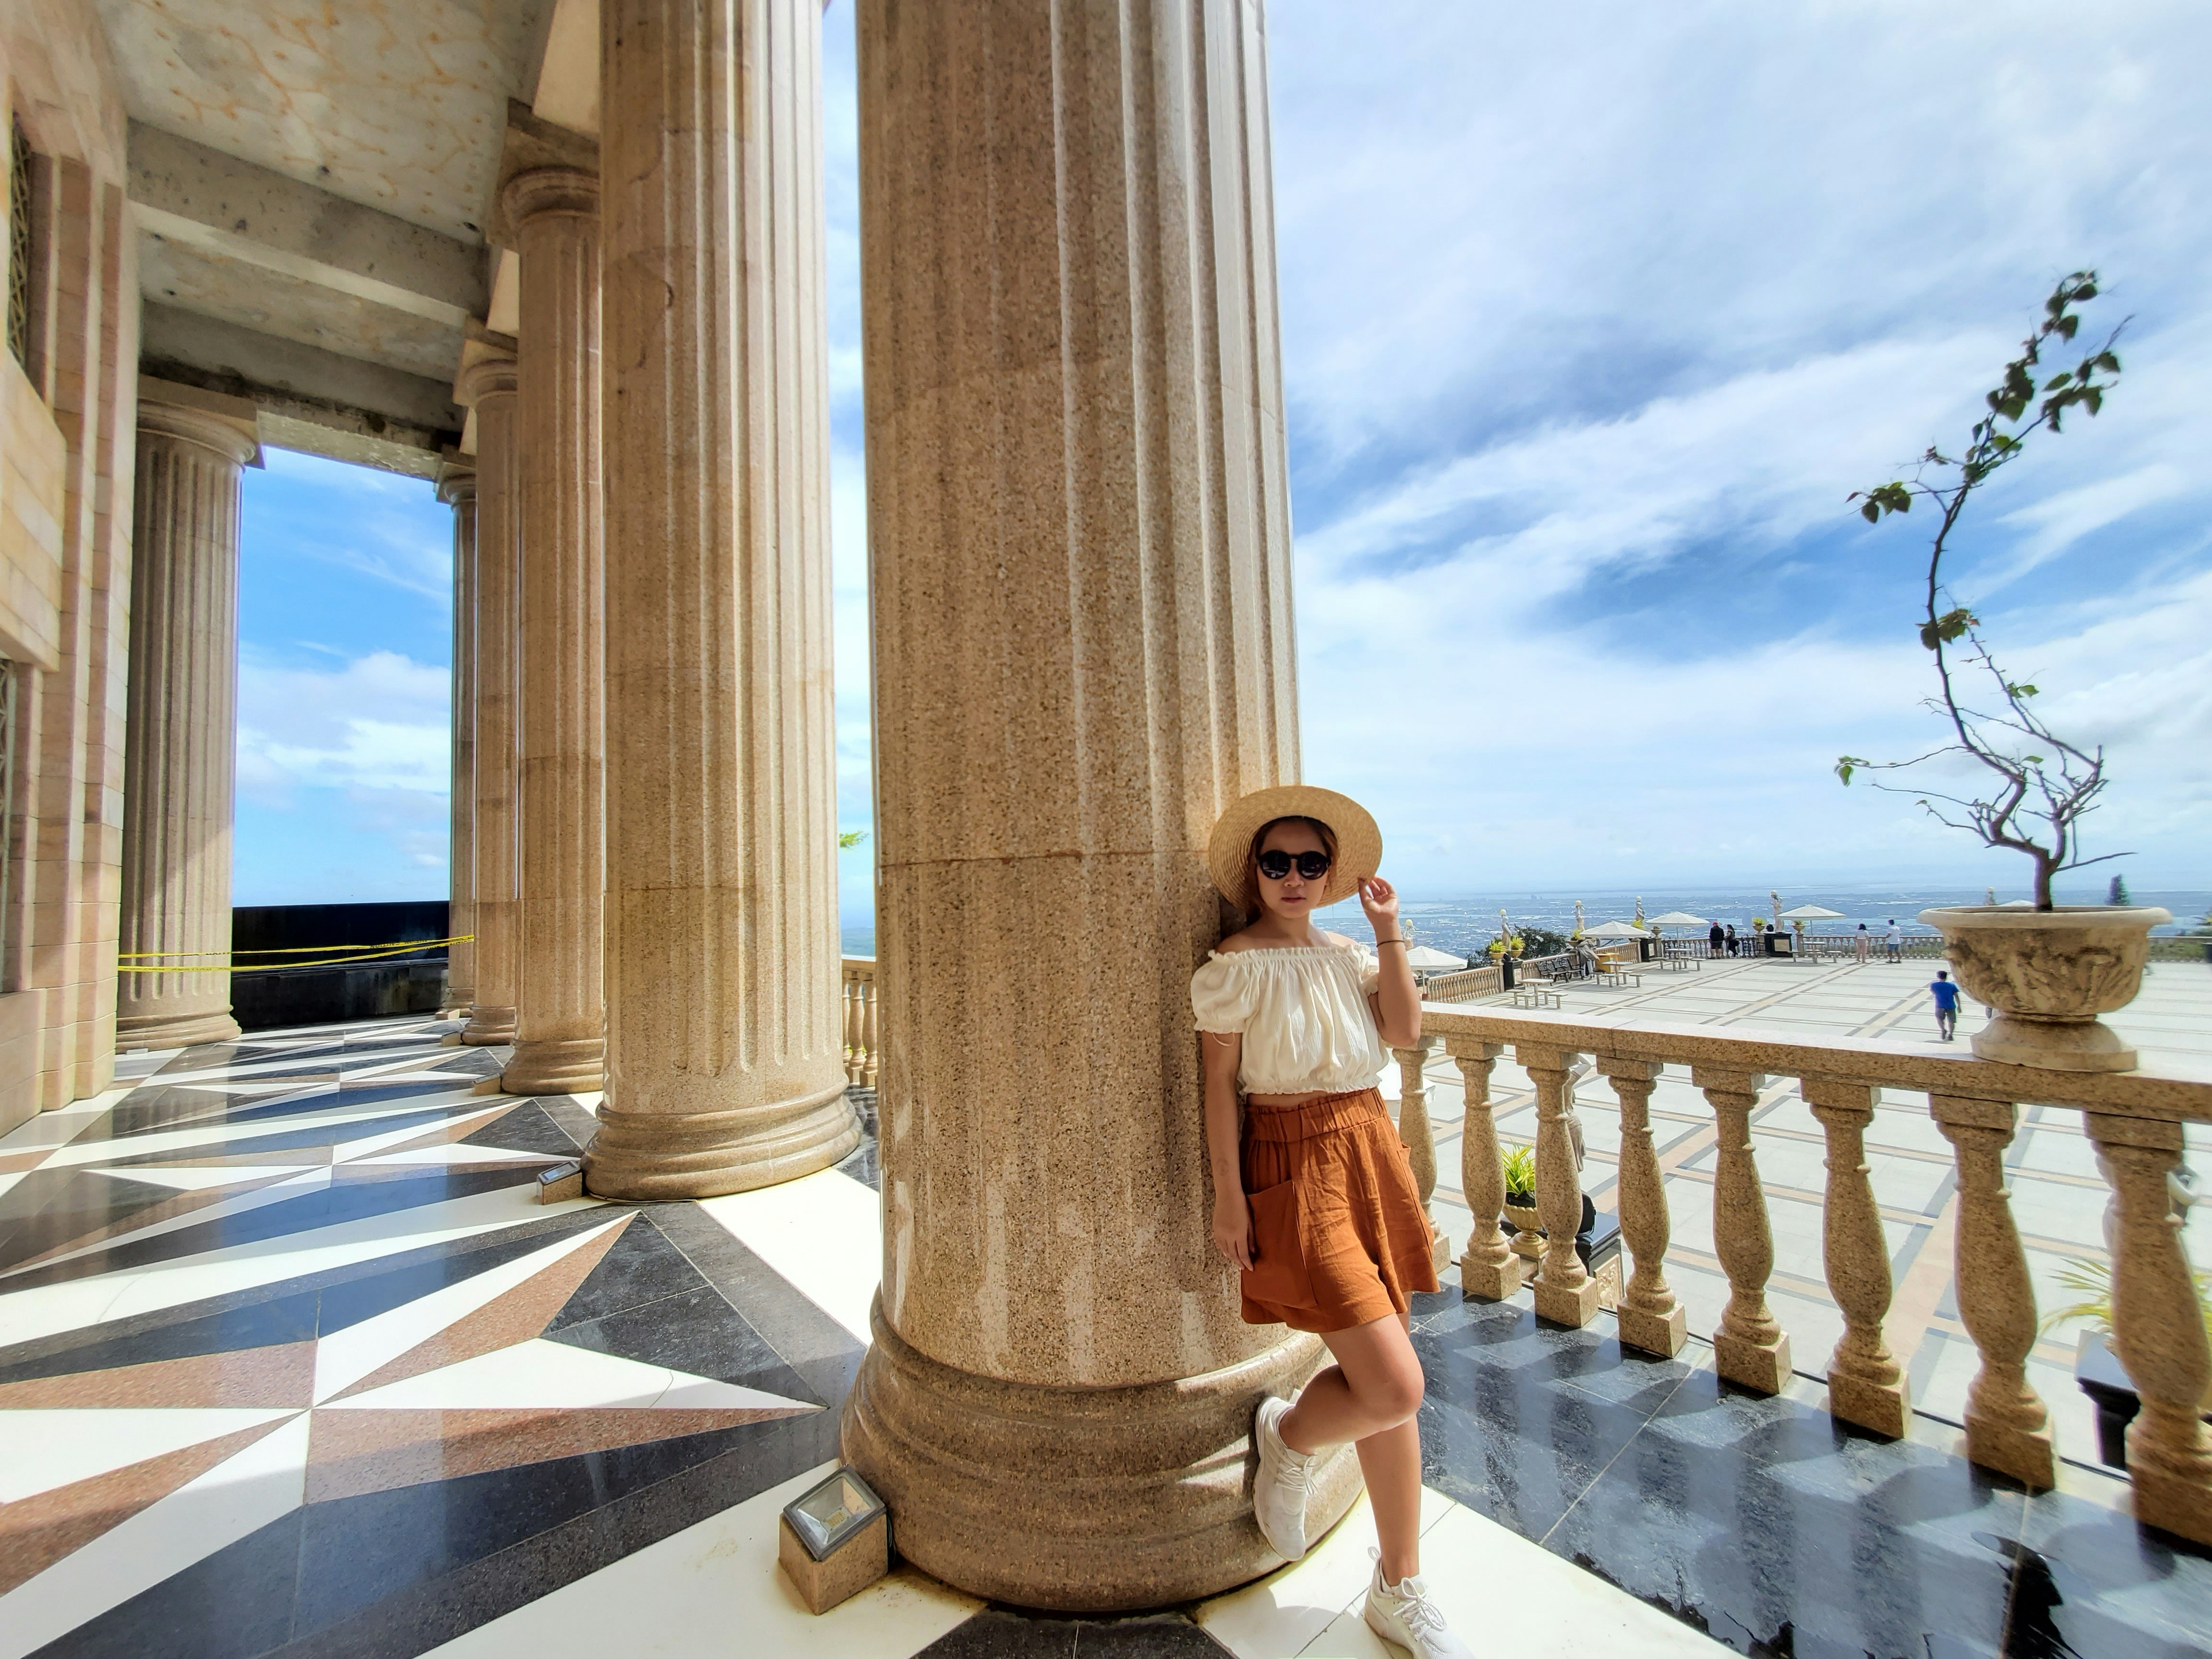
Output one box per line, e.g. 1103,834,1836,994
1393,1034,1449,1274
1450,1038,1520,1300
1692,1067,1791,1393
861,979,880,1090
2087,1110,2212,1545
1600,1056,1683,1357
1931,1094,2052,1488
842,969,863,1085
1519,1043,1598,1326
1805,1077,1907,1437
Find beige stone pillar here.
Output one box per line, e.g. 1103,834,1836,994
503,168,606,1094
585,0,856,1190
117,387,259,1048
439,464,479,1014
839,0,1345,1611
459,350,521,1046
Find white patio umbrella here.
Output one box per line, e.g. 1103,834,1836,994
1583,920,1650,939
1405,945,1466,973
1647,910,1709,929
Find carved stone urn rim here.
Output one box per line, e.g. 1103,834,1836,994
1916,904,2173,931
1917,903,2169,1073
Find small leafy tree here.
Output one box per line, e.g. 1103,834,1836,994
2106,874,2130,906
1837,273,2128,909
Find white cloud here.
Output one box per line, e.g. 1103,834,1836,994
237,650,450,805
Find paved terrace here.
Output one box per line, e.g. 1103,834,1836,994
0,987,2206,1658
1391,954,2212,1466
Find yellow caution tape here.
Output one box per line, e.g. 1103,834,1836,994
119,934,475,959
118,937,473,974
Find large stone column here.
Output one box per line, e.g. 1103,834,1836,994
839,0,1346,1611
585,0,857,1192
459,349,521,1047
439,464,479,1014
503,167,606,1094
117,387,260,1049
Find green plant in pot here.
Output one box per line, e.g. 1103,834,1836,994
1837,273,2169,1071
1500,1142,1541,1258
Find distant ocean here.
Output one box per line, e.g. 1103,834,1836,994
838,882,2212,961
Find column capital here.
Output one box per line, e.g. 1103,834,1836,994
135,375,259,468
504,166,600,228
457,349,520,409
436,463,479,507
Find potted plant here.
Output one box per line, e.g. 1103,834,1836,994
1838,273,2169,1070
1499,1142,1541,1260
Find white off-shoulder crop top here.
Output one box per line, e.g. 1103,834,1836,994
1189,942,1388,1095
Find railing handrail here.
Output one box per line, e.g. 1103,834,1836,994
1419,1001,2212,1121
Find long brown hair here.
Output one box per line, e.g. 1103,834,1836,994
1242,815,1338,924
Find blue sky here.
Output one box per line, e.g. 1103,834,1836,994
239,0,2212,913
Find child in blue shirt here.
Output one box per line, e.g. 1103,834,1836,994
1930,970,1960,1041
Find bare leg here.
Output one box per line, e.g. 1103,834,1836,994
1279,1312,1426,1583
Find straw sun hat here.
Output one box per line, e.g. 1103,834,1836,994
1204,785,1383,912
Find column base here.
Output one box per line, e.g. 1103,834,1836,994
583,1078,858,1199
503,1035,606,1095
116,1007,241,1049
841,1301,1363,1612
462,1004,517,1045
1617,1302,1688,1359
1715,1330,1793,1395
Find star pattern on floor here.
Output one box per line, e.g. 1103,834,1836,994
0,1017,848,1657
0,1214,813,1601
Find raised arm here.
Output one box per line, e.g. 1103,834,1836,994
1361,876,1420,1048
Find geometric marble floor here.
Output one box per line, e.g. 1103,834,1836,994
4,1010,2206,1658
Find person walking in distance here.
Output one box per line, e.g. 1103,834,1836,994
1708,919,1726,959
1191,786,1473,1659
1930,969,1961,1041
1854,923,1871,964
1884,920,1903,963
1725,923,1740,957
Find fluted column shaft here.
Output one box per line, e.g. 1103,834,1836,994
505,169,607,1095
840,0,1337,1611
587,0,856,1190
118,400,257,1047
440,469,479,1013
461,354,521,1046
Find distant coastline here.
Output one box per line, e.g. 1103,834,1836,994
838,882,2212,961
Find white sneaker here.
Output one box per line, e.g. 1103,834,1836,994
1251,1395,1315,1561
1364,1550,1475,1659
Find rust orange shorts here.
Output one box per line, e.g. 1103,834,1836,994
1238,1087,1440,1334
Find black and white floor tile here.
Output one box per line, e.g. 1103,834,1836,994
1,1013,2201,1658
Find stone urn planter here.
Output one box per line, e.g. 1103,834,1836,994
1918,905,2171,1072
1502,1196,1542,1261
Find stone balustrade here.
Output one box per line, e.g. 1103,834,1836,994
1413,999,2212,1548
1419,964,1503,1002
842,956,880,1089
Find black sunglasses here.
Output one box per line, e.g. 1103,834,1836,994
1256,849,1332,881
